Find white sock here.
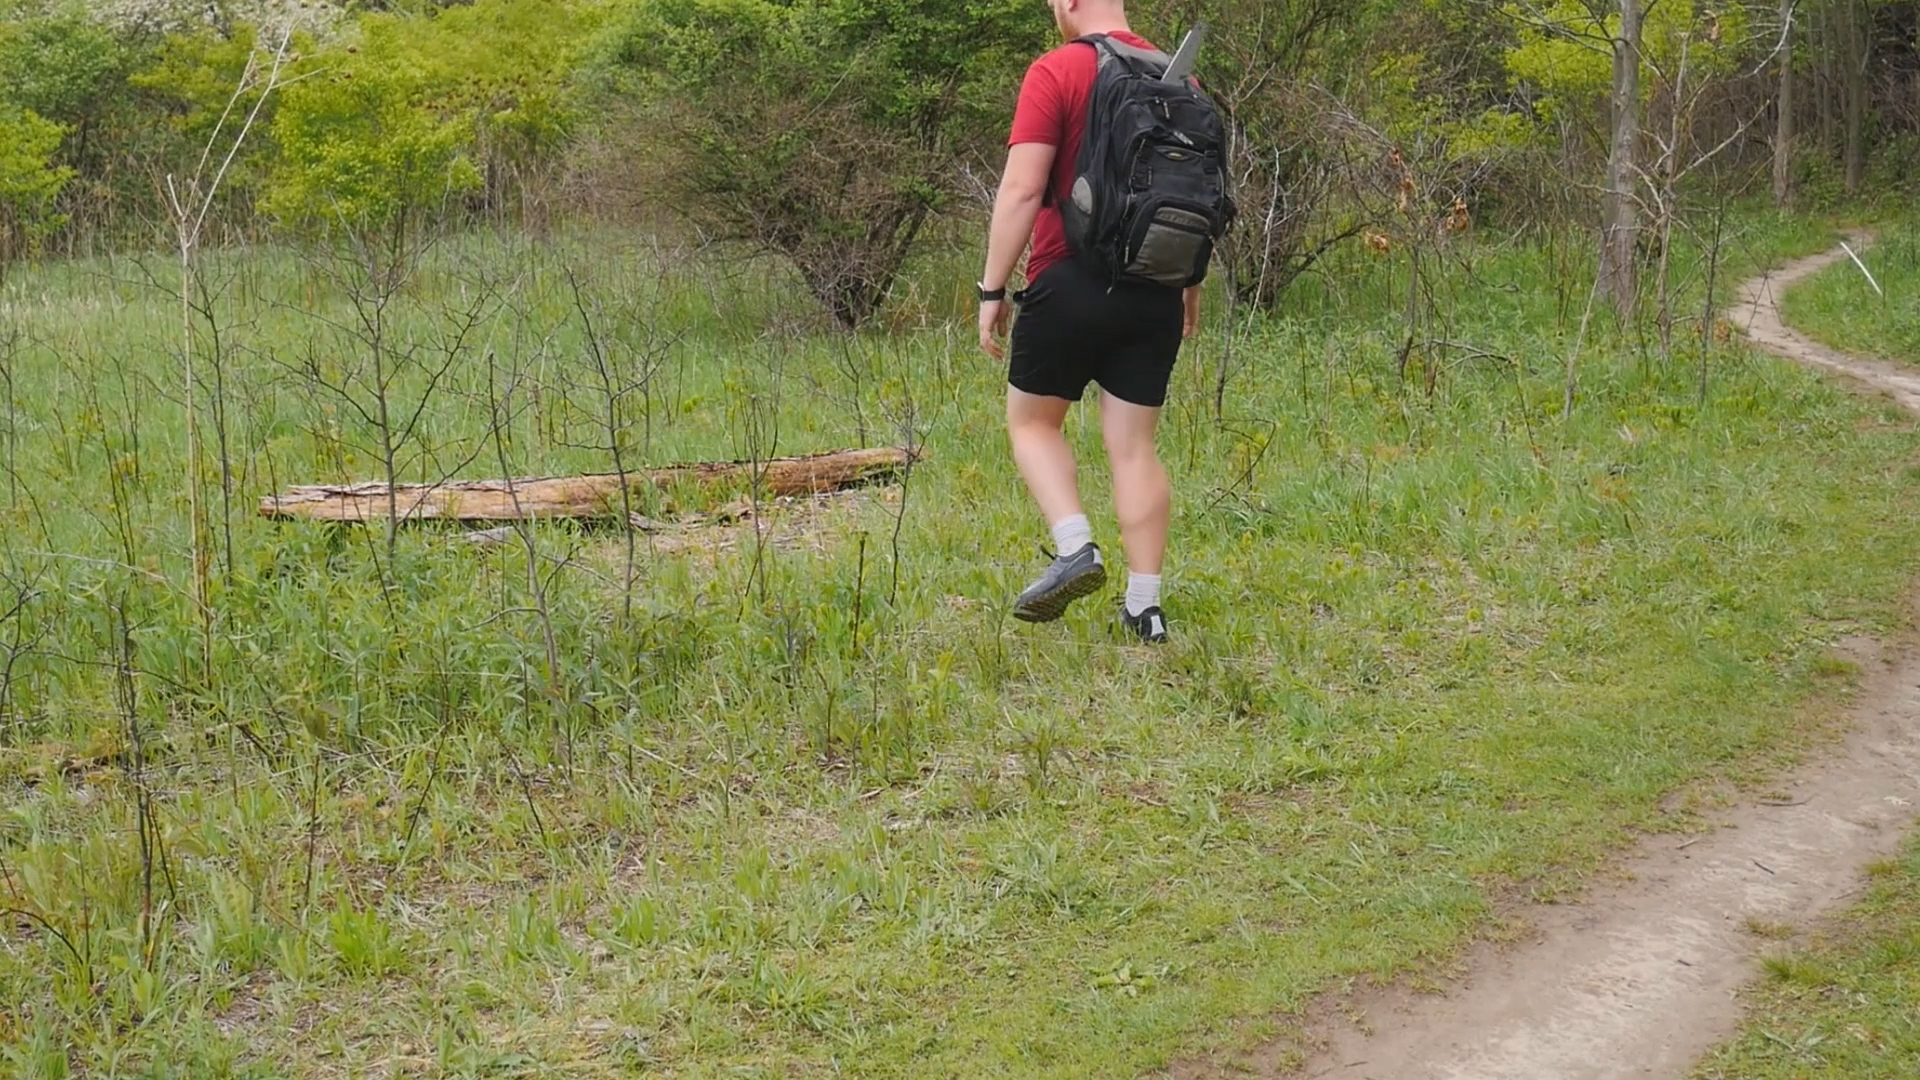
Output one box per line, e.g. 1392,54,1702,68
1051,514,1093,557
1126,573,1162,617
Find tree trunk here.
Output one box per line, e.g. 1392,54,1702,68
1817,0,1836,153
1774,0,1797,207
1843,0,1869,194
1599,0,1644,320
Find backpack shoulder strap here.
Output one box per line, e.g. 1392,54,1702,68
1037,34,1170,210
1067,33,1110,64
1088,34,1171,76
1039,35,1115,211
1071,33,1170,74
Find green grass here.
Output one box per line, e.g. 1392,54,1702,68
1694,837,1920,1079
3,209,1920,1078
1782,222,1920,363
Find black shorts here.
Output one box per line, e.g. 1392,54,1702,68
1007,258,1184,408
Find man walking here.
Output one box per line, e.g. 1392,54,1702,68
978,0,1208,645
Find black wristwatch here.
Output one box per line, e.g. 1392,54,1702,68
978,282,1006,303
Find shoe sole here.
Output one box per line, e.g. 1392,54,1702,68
1012,563,1107,623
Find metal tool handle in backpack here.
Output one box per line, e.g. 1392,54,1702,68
1162,23,1207,84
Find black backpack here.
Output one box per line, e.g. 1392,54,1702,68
1057,33,1236,290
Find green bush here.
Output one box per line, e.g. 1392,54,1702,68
1130,0,1392,308
262,0,593,254
0,7,131,128
0,103,71,279
126,21,308,229
590,0,1047,327
262,20,482,244
0,5,153,245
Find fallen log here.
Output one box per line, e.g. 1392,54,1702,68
259,447,921,524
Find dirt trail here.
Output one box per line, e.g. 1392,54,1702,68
1272,236,1920,1080
1728,233,1920,411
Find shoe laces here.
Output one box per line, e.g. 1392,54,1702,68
1040,542,1095,563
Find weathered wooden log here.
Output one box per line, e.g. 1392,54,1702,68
259,447,921,524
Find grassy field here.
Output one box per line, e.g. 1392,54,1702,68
4,211,1920,1078
1782,222,1920,362
1693,837,1920,1079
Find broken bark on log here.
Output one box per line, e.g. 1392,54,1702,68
259,447,921,524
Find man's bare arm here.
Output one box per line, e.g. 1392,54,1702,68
982,143,1056,289
979,142,1057,357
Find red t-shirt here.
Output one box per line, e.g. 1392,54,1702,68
1007,31,1160,282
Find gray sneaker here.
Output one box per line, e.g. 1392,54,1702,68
1013,544,1107,623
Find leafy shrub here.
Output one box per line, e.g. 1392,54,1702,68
263,0,591,250
127,20,306,228
1132,0,1389,309
262,18,484,242
0,7,132,128
0,5,151,244
591,0,1047,327
0,104,71,280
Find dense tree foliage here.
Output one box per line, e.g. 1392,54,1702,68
2,0,1919,321
589,0,1048,326
0,103,70,281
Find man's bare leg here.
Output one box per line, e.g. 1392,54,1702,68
1101,390,1169,628
1007,387,1084,532
1007,387,1106,621
1101,391,1168,572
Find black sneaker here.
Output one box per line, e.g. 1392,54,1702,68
1013,544,1107,623
1119,604,1169,644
